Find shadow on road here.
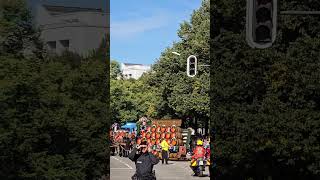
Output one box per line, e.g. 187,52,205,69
193,174,209,177
160,162,174,165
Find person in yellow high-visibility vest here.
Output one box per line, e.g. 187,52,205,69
160,139,169,164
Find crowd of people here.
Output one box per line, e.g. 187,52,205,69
110,130,135,157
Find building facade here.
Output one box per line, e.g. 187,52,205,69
35,5,109,57
120,63,151,80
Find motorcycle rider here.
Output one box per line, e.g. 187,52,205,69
129,140,159,180
190,139,206,176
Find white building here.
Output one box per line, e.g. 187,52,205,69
35,5,109,57
120,63,151,80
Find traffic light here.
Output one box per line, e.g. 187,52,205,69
246,0,277,48
187,55,197,77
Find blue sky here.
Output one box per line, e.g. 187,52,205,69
111,1,202,65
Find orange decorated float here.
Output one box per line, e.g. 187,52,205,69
151,132,156,138
151,125,156,132
156,132,161,139
151,138,156,145
161,125,166,133
171,138,177,146
161,133,166,139
146,131,151,139
171,132,176,139
135,118,190,161
165,132,171,139
170,125,176,133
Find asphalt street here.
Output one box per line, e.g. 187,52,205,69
110,155,210,180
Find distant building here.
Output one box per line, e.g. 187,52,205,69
120,63,151,80
35,4,109,57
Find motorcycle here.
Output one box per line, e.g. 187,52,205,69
190,157,206,177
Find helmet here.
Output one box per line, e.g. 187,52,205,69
197,139,203,146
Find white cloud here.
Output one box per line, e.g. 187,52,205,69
111,13,170,39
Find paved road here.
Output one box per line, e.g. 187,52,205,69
110,155,210,180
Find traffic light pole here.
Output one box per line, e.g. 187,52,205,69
246,0,320,49
171,52,210,77
198,64,210,67
280,11,320,15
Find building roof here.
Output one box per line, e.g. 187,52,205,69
123,63,145,66
123,63,151,67
43,5,103,15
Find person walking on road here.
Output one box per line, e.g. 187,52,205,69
129,141,159,180
124,134,131,157
160,139,169,164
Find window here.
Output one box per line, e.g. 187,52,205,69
60,40,70,49
47,41,56,49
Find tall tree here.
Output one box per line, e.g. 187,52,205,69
0,1,109,179
145,0,210,127
110,77,159,123
0,0,43,58
211,0,320,179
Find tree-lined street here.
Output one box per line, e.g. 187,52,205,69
111,0,210,131
110,0,210,179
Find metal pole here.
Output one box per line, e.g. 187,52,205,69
198,64,210,67
280,11,320,15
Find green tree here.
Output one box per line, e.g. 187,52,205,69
0,55,109,180
109,1,210,129
211,0,320,179
110,77,159,124
0,0,43,59
0,1,109,179
144,0,210,129
110,60,121,79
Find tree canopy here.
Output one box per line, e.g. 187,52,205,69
212,0,320,179
110,0,210,130
110,60,121,79
0,0,109,179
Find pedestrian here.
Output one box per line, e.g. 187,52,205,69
160,139,169,164
124,134,131,157
129,141,159,180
